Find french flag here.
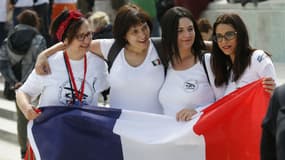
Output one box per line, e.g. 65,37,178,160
27,79,270,160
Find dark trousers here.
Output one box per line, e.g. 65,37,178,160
15,101,28,158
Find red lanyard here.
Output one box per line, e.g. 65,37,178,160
63,51,87,103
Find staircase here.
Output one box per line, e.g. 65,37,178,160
0,78,18,144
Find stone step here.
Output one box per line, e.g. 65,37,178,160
0,97,17,121
0,117,18,144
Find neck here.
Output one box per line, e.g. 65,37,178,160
65,48,85,60
125,43,149,55
179,49,194,61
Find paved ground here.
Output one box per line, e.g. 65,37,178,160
0,139,20,160
0,62,284,160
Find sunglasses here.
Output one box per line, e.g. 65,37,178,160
213,31,237,43
76,31,93,41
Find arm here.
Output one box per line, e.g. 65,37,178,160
35,40,104,75
0,44,19,87
35,42,65,75
0,60,19,86
15,90,41,120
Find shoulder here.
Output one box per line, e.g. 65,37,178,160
47,51,64,63
98,39,115,47
86,51,106,65
251,50,270,62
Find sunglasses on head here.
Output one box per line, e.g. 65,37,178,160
213,31,237,43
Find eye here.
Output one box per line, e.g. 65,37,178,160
188,27,194,32
77,34,84,40
177,29,183,33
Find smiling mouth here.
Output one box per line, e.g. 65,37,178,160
80,44,89,48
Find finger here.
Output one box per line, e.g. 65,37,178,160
176,109,186,121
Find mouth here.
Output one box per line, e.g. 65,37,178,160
222,45,232,50
80,44,90,48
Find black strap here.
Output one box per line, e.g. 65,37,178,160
201,54,211,85
106,40,123,72
151,37,168,76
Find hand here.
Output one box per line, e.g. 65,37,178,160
176,108,198,122
22,105,41,120
13,82,23,89
262,77,276,95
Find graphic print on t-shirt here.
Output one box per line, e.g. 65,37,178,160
58,78,94,105
183,79,198,92
256,54,264,63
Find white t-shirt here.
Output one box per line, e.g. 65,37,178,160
19,51,109,107
224,50,276,95
100,39,164,114
54,0,77,4
15,0,49,7
159,61,216,117
0,0,7,22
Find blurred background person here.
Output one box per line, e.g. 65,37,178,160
51,0,77,22
88,11,113,39
10,0,51,46
0,0,9,47
197,17,213,41
0,9,46,159
174,0,213,20
77,0,94,15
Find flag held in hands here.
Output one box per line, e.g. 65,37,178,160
28,79,270,160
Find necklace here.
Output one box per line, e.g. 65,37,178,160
63,51,87,105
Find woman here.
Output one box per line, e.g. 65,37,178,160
158,7,216,121
16,10,109,120
35,4,167,114
210,13,276,96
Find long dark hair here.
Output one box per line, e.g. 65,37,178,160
212,13,256,86
160,7,206,65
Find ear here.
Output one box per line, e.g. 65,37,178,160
63,39,68,46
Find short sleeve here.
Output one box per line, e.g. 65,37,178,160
18,69,44,99
99,39,115,59
251,50,276,80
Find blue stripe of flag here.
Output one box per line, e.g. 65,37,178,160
31,106,124,160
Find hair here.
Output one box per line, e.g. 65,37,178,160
112,4,152,47
211,13,259,86
160,6,206,65
88,11,110,32
50,10,86,44
17,9,40,30
197,18,212,33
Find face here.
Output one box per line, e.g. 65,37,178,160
177,17,195,53
125,22,150,50
69,20,92,52
215,24,237,59
201,30,212,41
